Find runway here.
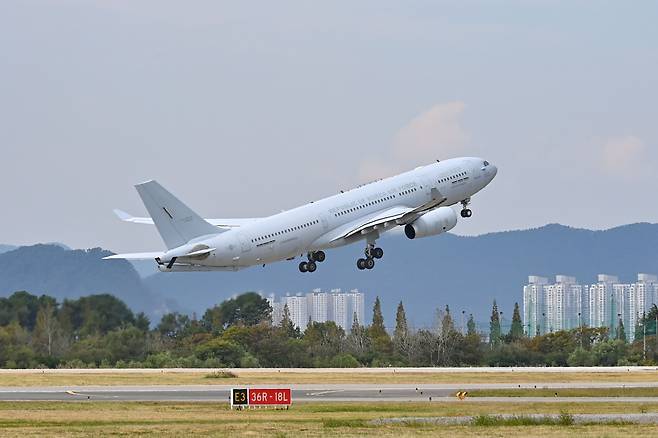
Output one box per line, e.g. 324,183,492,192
1,383,657,403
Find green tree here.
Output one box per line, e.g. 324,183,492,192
617,318,627,343
393,301,409,359
393,301,408,341
61,294,135,336
280,304,300,338
345,314,371,362
368,297,392,356
0,291,45,330
33,301,60,356
509,302,524,341
157,312,191,338
303,321,345,365
467,314,477,336
135,312,150,332
489,300,501,346
441,305,454,334
202,292,272,332
195,338,245,366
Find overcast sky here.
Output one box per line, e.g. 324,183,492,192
1,1,657,253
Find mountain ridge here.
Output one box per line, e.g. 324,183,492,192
2,222,657,327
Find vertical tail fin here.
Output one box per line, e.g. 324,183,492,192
135,180,220,249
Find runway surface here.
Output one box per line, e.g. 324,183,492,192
1,383,657,403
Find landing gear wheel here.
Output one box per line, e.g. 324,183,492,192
306,261,317,272
315,251,326,262
365,258,375,269
373,247,384,259
357,258,367,270
461,209,472,218
298,261,308,273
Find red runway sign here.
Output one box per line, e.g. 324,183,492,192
249,388,291,405
231,388,292,408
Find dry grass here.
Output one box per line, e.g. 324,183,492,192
469,387,658,397
0,401,657,436
2,370,658,387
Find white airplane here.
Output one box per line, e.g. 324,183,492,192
105,157,497,272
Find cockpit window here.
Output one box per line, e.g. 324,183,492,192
483,161,490,166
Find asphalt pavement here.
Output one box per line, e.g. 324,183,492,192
0,383,657,403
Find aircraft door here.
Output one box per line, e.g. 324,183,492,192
237,233,252,253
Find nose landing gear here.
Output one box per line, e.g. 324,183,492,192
460,199,472,218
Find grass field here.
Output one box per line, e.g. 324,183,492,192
0,401,658,437
468,387,658,397
2,370,658,387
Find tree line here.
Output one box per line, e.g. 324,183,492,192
0,290,657,368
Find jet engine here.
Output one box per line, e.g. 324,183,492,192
404,207,458,239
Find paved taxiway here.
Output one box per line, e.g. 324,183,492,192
1,383,657,403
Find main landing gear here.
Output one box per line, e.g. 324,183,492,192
460,198,472,218
298,250,326,273
357,245,383,270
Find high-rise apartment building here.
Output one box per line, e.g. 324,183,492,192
269,289,366,332
524,273,658,339
306,289,328,323
589,274,618,330
284,294,309,330
523,276,548,336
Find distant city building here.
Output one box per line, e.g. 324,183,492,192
589,274,618,330
523,273,658,339
546,275,582,333
627,274,658,340
268,289,365,332
284,294,309,330
268,294,284,326
348,289,366,326
328,289,350,330
306,289,328,323
523,276,548,336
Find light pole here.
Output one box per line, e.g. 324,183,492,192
617,312,622,340
461,310,466,335
578,312,583,348
642,322,646,361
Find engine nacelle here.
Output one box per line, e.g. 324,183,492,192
404,207,458,239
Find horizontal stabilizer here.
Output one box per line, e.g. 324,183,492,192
113,209,155,224
113,209,260,228
103,252,163,260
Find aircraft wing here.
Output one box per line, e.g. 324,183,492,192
113,209,260,228
329,188,449,242
328,206,414,242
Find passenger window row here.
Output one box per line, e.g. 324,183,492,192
398,187,418,196
439,171,467,183
334,195,396,217
252,219,320,243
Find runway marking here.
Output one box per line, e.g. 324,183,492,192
64,390,118,399
307,390,344,396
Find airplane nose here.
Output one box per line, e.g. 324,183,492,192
490,164,498,178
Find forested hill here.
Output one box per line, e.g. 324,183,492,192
0,245,16,254
145,222,658,328
2,223,657,328
0,244,174,320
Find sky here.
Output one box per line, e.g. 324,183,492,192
1,1,657,253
